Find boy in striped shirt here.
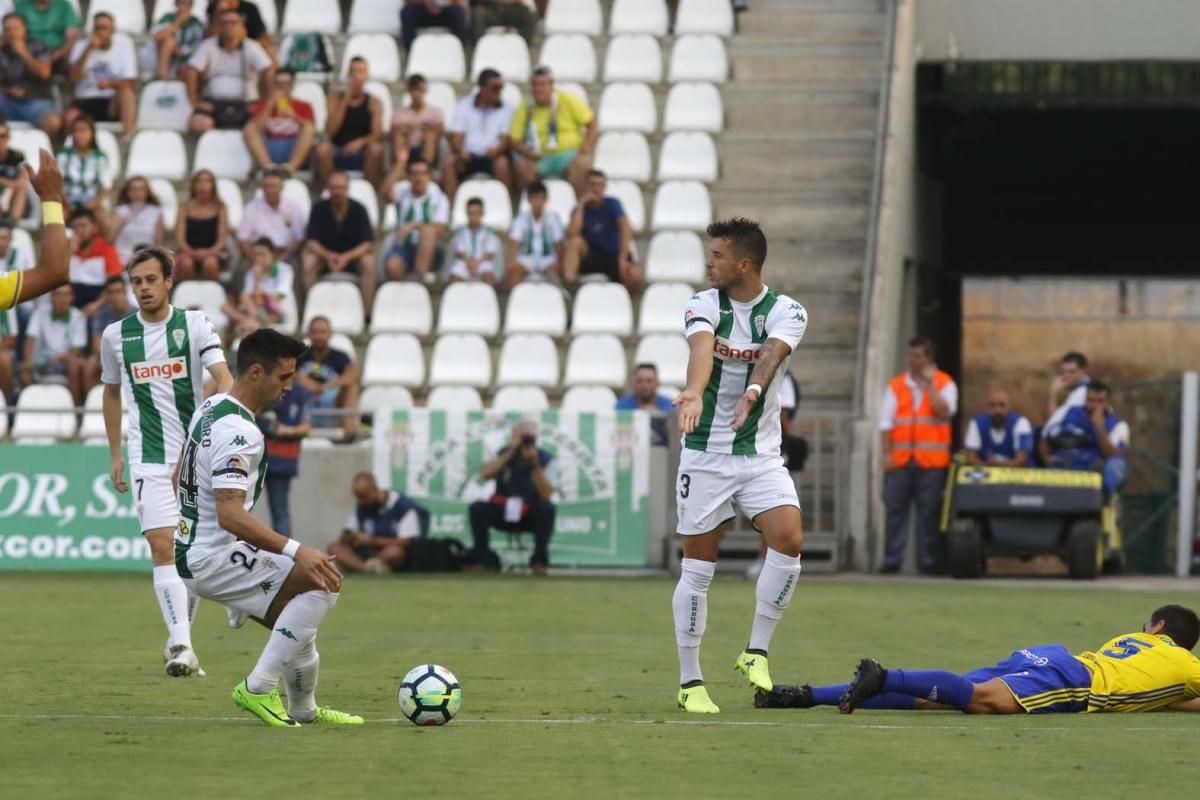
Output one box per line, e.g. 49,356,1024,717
506,179,564,288
447,197,500,284
99,246,233,676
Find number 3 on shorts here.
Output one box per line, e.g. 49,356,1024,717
679,473,691,499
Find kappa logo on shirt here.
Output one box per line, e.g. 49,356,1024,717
130,356,188,384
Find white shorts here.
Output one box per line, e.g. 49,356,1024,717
448,258,497,281
131,463,180,534
675,449,800,535
179,540,294,619
516,254,556,274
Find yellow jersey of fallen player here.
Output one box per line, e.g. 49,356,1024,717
0,269,21,309
1076,632,1200,712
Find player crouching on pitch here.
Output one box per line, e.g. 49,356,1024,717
173,329,362,726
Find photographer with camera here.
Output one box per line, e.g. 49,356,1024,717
468,422,556,575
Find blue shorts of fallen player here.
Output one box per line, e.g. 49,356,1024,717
964,644,1093,713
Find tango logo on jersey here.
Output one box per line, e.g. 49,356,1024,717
130,356,188,384
713,338,763,363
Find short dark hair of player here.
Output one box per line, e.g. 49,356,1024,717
127,245,174,279
1151,605,1200,650
254,236,276,252
237,328,307,376
528,180,548,197
1087,380,1110,396
634,362,657,374
908,335,935,359
706,217,767,271
466,197,483,211
1061,351,1089,370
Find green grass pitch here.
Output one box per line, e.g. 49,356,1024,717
1,573,1195,799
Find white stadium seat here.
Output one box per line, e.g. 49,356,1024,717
500,82,524,111
348,177,380,229
13,385,76,440
93,129,122,187
563,335,627,388
639,282,695,335
80,384,127,438
428,334,492,387
10,128,52,163
362,334,425,387
669,35,729,83
646,231,705,284
496,334,559,387
504,283,567,336
341,33,401,82
544,0,602,35
127,130,186,180
147,178,178,229
426,385,483,411
609,0,668,35
663,83,724,132
194,130,253,181
560,385,618,412
604,35,663,83
326,333,357,361
292,81,328,130
635,335,690,387
538,34,596,83
171,280,228,331
598,82,656,133
558,81,589,107
491,385,549,412
571,283,633,336
364,82,394,139
406,33,465,82
452,179,512,230
0,394,8,437
594,132,651,183
517,178,576,223
675,0,736,36
215,178,245,230
438,282,501,337
472,32,530,83
371,283,433,335
606,179,646,233
652,181,712,232
10,228,34,266
360,385,415,417
282,0,342,34
89,0,145,33
137,81,192,132
302,282,365,336
407,81,458,122
347,0,403,35
256,0,278,33
658,132,719,182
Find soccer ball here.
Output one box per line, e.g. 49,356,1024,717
398,664,462,726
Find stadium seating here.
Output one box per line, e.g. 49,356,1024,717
362,334,425,387
341,34,402,82
302,282,365,336
609,0,669,36
194,131,253,181
669,36,729,83
560,385,619,412
452,179,512,230
557,81,589,107
89,0,145,33
282,0,342,34
406,33,466,82
544,0,603,35
10,129,52,165
572,283,634,336
215,178,245,229
364,82,395,135
256,0,278,33
347,0,403,35
563,334,627,388
598,82,657,133
496,334,559,387
429,334,492,387
538,34,598,83
359,385,415,417
646,231,705,284
472,32,531,83
437,282,501,337
79,385,126,439
12,385,76,441
136,81,192,132
607,179,646,233
370,283,433,336
652,181,713,231
406,82,458,121
426,385,483,411
348,178,381,229
504,283,567,336
172,280,228,331
10,228,34,265
491,385,550,412
635,335,690,387
0,394,8,438
93,129,122,187
594,132,652,182
127,130,187,181
658,132,719,182
663,83,724,132
148,179,177,229
323,332,357,361
675,0,736,36
292,81,328,130
604,35,663,83
639,282,695,336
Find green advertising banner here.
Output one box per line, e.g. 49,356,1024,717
0,444,150,571
373,410,651,567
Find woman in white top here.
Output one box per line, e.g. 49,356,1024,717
109,176,165,264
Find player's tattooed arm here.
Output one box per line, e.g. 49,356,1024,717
731,339,792,431
213,488,247,503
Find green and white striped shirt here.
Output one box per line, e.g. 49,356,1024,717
393,183,450,245
509,208,565,258
450,224,501,261
683,286,808,455
57,146,110,205
99,306,226,465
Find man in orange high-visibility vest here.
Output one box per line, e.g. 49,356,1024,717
878,336,958,574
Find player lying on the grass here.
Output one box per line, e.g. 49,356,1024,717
173,328,361,726
755,604,1200,714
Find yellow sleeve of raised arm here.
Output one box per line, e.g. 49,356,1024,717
0,270,21,310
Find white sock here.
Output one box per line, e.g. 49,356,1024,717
187,591,200,625
747,549,802,653
284,639,320,723
673,558,715,686
153,565,192,650
246,591,338,694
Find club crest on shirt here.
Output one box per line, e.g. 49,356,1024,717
754,314,765,337
173,328,186,349
226,455,247,472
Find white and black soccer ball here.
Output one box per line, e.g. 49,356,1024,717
398,664,462,726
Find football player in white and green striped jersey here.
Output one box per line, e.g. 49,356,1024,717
99,247,233,677
671,218,808,714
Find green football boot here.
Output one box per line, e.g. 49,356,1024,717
232,680,300,728
734,650,773,692
677,682,720,714
306,707,365,725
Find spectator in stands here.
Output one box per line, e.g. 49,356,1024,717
83,274,130,389
447,197,500,285
57,115,111,225
1045,350,1090,423
174,168,228,281
21,283,86,403
468,421,556,575
15,0,79,71
509,66,597,198
400,0,468,52
506,179,564,287
64,11,136,138
302,170,377,311
258,383,311,537
329,472,429,574
151,0,206,80
444,68,513,201
385,158,449,285
1040,380,1129,497
295,315,360,438
964,388,1034,467
186,7,274,134
0,219,31,278
313,56,384,190
0,296,15,402
471,0,536,43
223,236,294,338
879,336,958,575
0,122,28,222
110,177,166,264
0,12,61,139
616,362,673,446
382,74,444,192
237,167,306,263
562,169,642,291
67,208,121,314
243,68,315,176
204,0,273,61
277,30,332,76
